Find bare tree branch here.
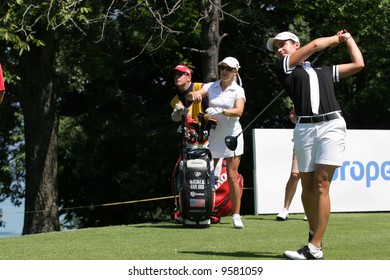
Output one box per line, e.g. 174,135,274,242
124,32,154,63
124,0,185,63
209,0,250,24
144,0,182,39
95,0,116,43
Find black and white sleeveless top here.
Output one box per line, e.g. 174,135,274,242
274,55,342,116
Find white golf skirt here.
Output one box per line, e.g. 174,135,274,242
209,133,244,158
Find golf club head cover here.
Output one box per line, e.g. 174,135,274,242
198,113,218,138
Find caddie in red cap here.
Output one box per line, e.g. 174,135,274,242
172,64,192,76
169,64,213,225
170,64,208,123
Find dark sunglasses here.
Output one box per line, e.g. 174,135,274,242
174,71,189,77
218,65,235,72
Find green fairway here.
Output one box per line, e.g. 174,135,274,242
0,213,389,260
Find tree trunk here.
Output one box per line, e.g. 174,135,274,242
197,0,222,82
16,26,60,234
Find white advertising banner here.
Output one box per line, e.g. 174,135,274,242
253,129,390,214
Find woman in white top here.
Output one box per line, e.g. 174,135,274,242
188,57,246,228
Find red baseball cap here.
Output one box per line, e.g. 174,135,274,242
172,64,192,76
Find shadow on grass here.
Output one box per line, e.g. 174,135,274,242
133,224,211,229
246,215,306,222
178,250,284,260
133,222,232,229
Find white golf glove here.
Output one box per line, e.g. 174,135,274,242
206,107,224,116
175,103,185,111
171,103,189,122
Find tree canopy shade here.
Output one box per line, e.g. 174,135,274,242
0,0,389,233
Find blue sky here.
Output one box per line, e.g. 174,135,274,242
0,198,24,238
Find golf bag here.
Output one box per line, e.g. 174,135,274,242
172,114,245,226
172,113,217,227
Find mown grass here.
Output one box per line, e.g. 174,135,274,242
0,213,389,260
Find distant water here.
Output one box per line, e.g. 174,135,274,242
0,231,21,238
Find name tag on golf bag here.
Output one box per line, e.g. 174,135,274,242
179,153,214,226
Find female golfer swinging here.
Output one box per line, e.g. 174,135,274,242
266,30,364,259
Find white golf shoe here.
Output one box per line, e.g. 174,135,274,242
276,208,289,221
284,245,323,260
232,214,244,229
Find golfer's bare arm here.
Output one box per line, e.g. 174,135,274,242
289,31,364,77
288,36,339,68
289,106,297,123
188,88,207,102
337,35,365,79
223,98,245,117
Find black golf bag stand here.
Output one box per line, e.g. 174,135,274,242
172,113,217,228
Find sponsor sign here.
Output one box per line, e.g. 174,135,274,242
252,129,390,214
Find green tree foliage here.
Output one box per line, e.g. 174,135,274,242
57,1,204,227
0,0,95,233
0,0,389,231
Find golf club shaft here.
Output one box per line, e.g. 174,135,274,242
238,89,285,136
311,47,328,66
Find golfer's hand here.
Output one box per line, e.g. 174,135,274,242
289,107,297,123
189,92,202,103
206,107,224,116
336,29,352,44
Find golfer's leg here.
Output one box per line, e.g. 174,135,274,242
300,172,316,232
311,164,336,248
226,156,241,214
284,151,300,208
284,172,299,209
294,123,316,226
